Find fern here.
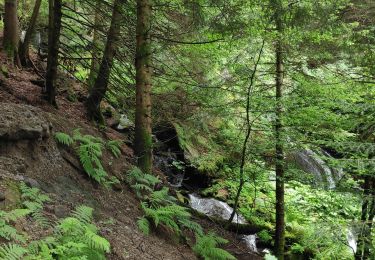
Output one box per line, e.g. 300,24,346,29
137,217,151,235
0,209,30,242
56,129,120,187
84,228,110,253
193,233,236,260
0,244,27,260
126,167,159,198
71,206,93,225
106,140,122,158
55,132,74,146
20,183,50,227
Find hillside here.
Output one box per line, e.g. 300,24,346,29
0,50,260,259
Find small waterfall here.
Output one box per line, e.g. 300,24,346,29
188,194,247,224
347,229,357,253
242,234,258,253
291,149,342,189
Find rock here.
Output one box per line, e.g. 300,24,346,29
0,103,52,141
0,192,5,201
24,177,41,189
112,182,122,191
54,205,70,218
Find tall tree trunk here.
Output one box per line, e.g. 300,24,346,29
19,0,42,66
85,0,122,123
273,0,285,258
45,0,62,107
3,0,20,66
134,0,152,174
87,0,102,89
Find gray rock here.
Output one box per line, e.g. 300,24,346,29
0,103,52,141
0,192,5,201
24,177,41,189
54,205,70,218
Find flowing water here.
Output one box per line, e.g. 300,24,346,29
242,234,258,253
291,149,343,189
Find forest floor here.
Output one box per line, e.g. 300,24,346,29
0,47,261,259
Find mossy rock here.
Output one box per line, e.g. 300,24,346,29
0,179,22,211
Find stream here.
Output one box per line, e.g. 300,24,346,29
152,126,357,256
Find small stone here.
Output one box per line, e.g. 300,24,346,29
112,182,122,191
54,205,70,218
24,177,41,189
0,192,5,201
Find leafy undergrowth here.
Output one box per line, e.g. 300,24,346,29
0,183,110,260
126,167,236,260
55,129,121,187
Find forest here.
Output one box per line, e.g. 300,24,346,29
0,0,374,259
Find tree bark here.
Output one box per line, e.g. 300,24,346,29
19,0,42,66
87,0,103,89
134,0,152,174
45,0,62,107
85,0,122,123
273,0,285,258
3,0,20,65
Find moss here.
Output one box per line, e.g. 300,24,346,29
0,179,22,211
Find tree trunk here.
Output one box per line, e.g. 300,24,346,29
134,0,152,174
273,0,285,258
3,0,20,66
85,0,122,123
45,0,62,107
87,0,103,89
363,179,375,259
355,176,371,260
19,0,42,66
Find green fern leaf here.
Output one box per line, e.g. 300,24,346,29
54,132,74,146
0,244,27,260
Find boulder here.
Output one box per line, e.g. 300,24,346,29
0,103,52,141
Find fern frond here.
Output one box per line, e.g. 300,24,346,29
71,206,93,225
137,217,150,235
106,140,122,158
193,233,235,260
178,218,203,236
0,243,27,260
0,224,26,242
84,228,110,253
54,132,74,146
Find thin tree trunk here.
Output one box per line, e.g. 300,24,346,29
228,40,264,224
273,0,285,258
85,0,122,123
355,176,371,260
363,179,375,259
45,0,62,107
19,0,42,66
3,0,20,66
87,0,102,89
134,0,152,174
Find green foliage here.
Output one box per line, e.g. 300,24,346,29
192,233,236,260
127,167,204,237
0,209,29,242
20,182,51,227
54,132,74,146
126,167,159,198
0,184,111,259
0,244,27,260
54,129,120,187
